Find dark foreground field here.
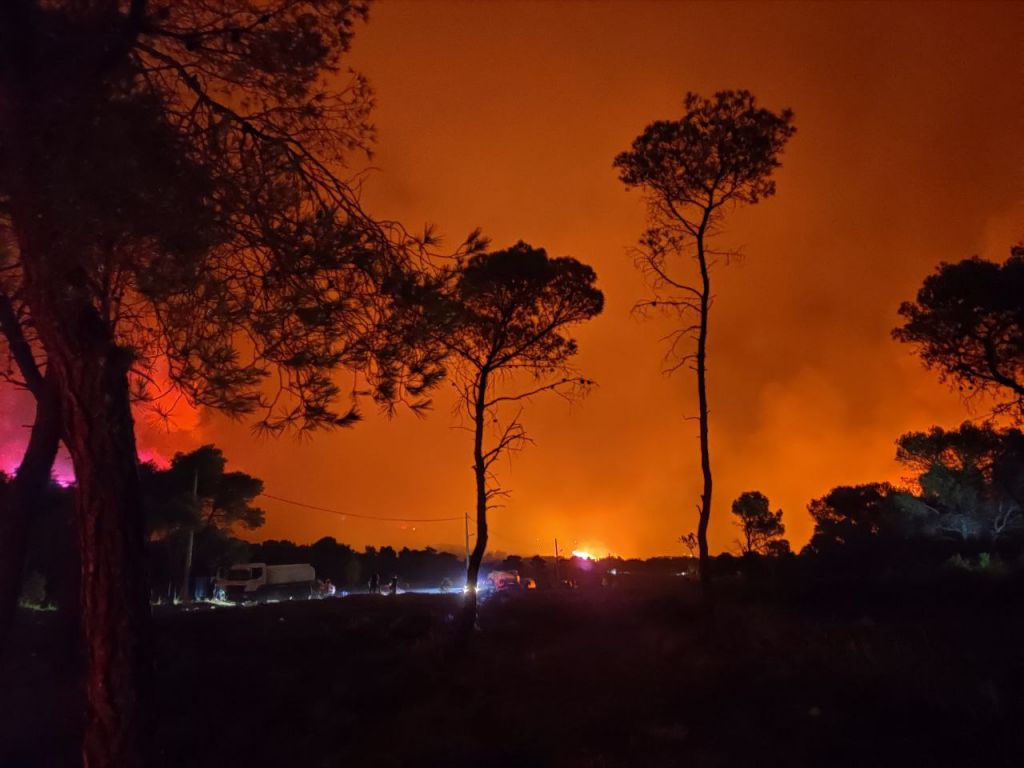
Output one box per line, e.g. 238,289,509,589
3,580,1024,767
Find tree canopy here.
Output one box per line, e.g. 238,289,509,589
895,245,1024,422
443,242,604,382
615,90,796,209
0,0,446,434
730,490,786,555
442,241,604,498
896,422,1024,546
805,483,906,555
143,445,265,535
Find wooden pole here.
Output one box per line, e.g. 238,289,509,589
180,469,197,604
464,510,471,588
553,538,560,588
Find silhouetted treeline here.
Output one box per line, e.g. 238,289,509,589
246,538,464,591
15,417,1024,609
798,422,1024,575
238,543,701,592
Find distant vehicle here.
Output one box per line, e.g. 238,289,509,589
317,578,337,598
213,563,316,603
485,570,522,592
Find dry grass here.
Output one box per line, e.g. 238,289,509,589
2,580,1023,767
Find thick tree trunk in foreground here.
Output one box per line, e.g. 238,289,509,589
50,325,151,768
695,225,713,604
17,257,152,767
0,374,61,655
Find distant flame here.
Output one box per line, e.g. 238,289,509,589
138,447,171,470
571,550,594,560
0,383,175,486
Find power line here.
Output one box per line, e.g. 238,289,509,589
260,492,464,524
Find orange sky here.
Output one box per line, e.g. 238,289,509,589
117,1,1024,557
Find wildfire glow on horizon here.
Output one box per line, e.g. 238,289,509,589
0,364,180,488
0,444,170,488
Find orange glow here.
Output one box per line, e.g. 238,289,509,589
571,550,595,561
141,2,1020,558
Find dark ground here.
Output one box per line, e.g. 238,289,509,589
2,579,1023,767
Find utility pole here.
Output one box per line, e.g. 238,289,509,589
180,468,197,604
553,538,560,588
464,509,471,588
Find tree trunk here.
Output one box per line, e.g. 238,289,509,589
180,470,199,604
459,506,489,643
0,288,62,656
0,373,61,654
180,528,194,604
695,223,713,604
17,258,152,768
458,371,491,644
49,325,151,768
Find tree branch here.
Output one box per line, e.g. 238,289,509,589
0,290,44,398
483,376,586,409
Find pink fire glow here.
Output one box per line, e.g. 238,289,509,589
0,387,172,486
